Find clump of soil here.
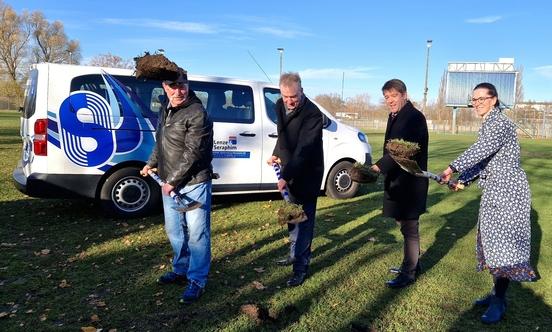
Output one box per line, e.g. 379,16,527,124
276,202,306,225
240,304,271,324
134,52,185,81
386,139,420,159
349,162,379,183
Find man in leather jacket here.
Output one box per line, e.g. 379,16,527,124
141,68,214,304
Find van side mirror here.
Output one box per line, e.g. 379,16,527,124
322,114,331,129
18,106,24,113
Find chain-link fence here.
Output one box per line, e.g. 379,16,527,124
339,106,552,139
0,96,20,110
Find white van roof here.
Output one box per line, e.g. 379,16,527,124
32,62,279,89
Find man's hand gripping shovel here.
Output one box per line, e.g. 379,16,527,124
146,169,202,212
272,162,308,225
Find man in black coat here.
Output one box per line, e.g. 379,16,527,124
267,72,324,287
371,79,428,288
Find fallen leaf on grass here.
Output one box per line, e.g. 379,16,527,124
253,267,265,273
81,327,96,332
90,314,100,322
251,281,266,290
0,312,8,318
58,280,71,288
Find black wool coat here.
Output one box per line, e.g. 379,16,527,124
272,97,324,204
375,101,428,220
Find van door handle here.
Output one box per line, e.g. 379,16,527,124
268,133,278,138
239,132,256,137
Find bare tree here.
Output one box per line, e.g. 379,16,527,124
314,93,344,116
29,11,81,64
0,1,31,81
345,94,371,118
433,70,450,122
88,52,134,69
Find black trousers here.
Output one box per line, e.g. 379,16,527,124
398,219,420,278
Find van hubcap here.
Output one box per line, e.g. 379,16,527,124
112,177,150,212
334,169,352,192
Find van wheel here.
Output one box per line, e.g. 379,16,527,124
325,160,359,199
100,167,160,218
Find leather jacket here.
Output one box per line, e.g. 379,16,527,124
147,90,213,187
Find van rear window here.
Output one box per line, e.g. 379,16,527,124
70,74,164,115
22,69,38,119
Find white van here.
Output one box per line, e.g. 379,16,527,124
13,63,372,217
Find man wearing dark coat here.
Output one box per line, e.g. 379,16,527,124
371,79,428,288
267,72,324,287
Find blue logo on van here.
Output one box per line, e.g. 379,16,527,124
51,73,157,169
58,91,116,167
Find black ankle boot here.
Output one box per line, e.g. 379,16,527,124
386,273,415,288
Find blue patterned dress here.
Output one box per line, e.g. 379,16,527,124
451,108,536,281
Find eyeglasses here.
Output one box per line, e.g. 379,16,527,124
470,96,493,104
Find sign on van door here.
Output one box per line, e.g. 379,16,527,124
191,82,262,192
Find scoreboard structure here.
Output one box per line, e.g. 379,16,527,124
445,58,517,108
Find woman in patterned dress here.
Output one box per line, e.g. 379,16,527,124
440,82,537,324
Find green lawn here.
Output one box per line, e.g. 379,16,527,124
1,109,551,331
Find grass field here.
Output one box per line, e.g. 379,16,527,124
1,109,551,331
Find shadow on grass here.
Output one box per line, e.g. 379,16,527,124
447,206,552,330
171,192,394,331
333,195,479,331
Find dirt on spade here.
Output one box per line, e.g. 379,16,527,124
276,202,306,225
134,53,183,81
385,138,420,159
349,162,379,183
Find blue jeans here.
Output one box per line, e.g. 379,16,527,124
288,201,316,274
162,181,212,288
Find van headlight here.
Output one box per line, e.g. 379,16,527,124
357,132,367,143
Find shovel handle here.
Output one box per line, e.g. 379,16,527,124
422,171,464,190
272,163,292,202
146,169,184,205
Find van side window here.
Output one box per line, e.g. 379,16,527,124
190,81,254,124
264,88,280,124
70,74,163,117
22,70,38,119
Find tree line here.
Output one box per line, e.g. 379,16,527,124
0,1,133,107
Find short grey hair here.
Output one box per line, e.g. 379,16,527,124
279,72,302,88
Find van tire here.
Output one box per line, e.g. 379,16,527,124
325,160,359,199
100,167,160,218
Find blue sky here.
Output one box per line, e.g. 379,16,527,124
10,0,552,103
